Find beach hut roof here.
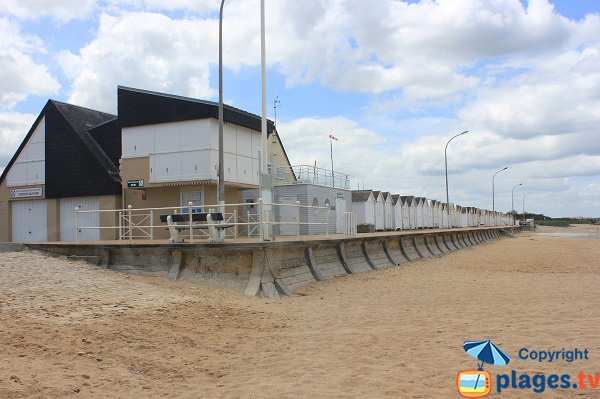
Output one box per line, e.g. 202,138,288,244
400,195,416,205
351,190,373,202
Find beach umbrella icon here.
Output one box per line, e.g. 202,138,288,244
463,340,511,370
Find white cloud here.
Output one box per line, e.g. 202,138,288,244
103,0,215,14
278,114,599,216
459,47,600,140
58,12,218,112
0,18,60,109
0,0,95,22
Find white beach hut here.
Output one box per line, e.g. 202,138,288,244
460,207,469,227
373,191,385,231
400,196,412,229
411,196,420,229
391,194,402,230
425,199,434,228
432,200,440,228
441,203,448,228
449,204,458,228
383,192,393,230
414,197,423,228
351,190,375,227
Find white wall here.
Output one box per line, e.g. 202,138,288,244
122,119,261,185
7,118,45,187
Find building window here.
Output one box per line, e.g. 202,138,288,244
324,199,330,210
312,197,319,215
181,190,203,213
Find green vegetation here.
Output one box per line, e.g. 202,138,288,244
512,213,598,227
535,219,573,227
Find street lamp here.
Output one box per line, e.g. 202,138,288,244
492,166,508,226
329,134,338,187
511,183,523,225
444,130,469,223
522,192,533,221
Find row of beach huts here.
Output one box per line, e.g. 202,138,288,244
351,190,513,231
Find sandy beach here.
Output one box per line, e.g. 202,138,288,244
1,227,599,398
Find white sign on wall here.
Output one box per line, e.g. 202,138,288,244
9,187,44,199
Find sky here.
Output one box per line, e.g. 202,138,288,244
1,0,599,218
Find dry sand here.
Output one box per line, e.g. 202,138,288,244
1,228,599,398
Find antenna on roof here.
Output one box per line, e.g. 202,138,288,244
273,96,281,126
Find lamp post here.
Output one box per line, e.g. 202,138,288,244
218,0,225,208
511,183,523,225
329,134,338,187
444,130,468,223
522,192,533,221
492,166,508,226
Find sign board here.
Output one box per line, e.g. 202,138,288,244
127,179,144,188
9,187,43,199
337,193,344,198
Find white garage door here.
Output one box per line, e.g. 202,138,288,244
60,197,100,241
12,200,48,242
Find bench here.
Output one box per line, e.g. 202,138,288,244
159,212,234,243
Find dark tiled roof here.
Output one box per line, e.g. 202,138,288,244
351,190,373,202
391,194,399,205
88,118,121,171
118,86,275,134
53,101,119,182
400,195,415,205
44,101,121,198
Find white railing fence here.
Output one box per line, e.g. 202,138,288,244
344,212,357,236
74,200,512,243
274,164,351,189
73,198,343,243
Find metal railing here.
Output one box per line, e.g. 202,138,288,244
73,198,347,243
118,207,154,240
73,201,514,243
274,164,350,189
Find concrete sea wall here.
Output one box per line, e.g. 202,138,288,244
25,227,519,298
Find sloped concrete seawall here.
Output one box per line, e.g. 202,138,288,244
24,227,519,298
